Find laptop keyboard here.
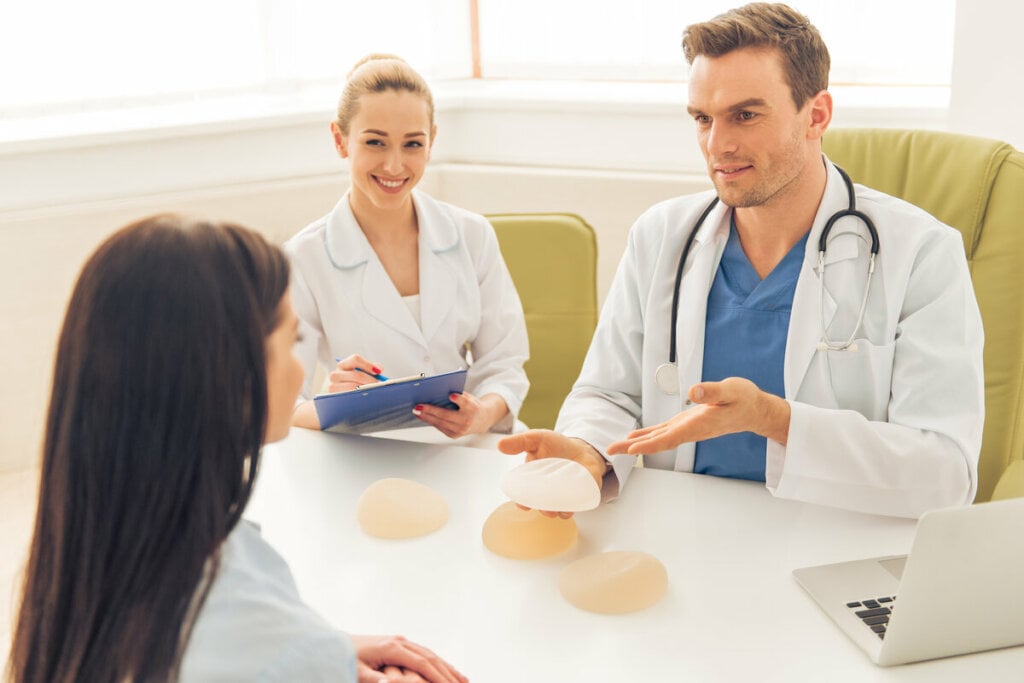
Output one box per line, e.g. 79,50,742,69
846,595,896,639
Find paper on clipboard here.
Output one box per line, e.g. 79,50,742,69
314,368,468,434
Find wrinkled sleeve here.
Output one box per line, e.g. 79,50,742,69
286,247,330,402
467,220,530,432
556,222,647,493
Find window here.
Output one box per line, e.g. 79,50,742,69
0,1,955,126
0,0,469,117
476,0,956,86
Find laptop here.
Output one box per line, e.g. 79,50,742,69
793,497,1024,666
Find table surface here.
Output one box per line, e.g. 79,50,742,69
246,428,1024,682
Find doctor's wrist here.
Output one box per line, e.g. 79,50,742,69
568,437,610,489
755,393,791,446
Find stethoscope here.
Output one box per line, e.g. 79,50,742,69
654,164,880,395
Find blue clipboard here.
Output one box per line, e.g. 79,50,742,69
314,368,468,434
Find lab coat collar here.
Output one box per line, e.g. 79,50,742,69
322,189,462,270
803,156,861,269
785,156,855,396
672,193,733,406
322,192,370,270
412,191,460,343
690,190,732,250
411,189,462,255
321,190,460,348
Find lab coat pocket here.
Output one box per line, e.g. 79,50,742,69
824,339,895,421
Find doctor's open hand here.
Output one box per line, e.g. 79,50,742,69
328,354,386,393
412,391,508,439
497,429,607,519
607,377,791,456
352,633,468,683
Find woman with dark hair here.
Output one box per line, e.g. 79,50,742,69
6,215,466,683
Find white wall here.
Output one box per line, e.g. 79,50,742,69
438,164,709,298
949,1,1024,149
0,176,343,473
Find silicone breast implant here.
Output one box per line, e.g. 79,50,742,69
500,458,602,513
356,478,448,539
482,501,578,560
559,551,668,614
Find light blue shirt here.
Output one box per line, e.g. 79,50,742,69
180,520,357,682
693,218,807,481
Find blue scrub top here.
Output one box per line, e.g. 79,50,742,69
693,216,808,481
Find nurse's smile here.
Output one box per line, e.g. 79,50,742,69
373,175,408,193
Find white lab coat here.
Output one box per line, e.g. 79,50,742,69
556,160,984,518
286,190,530,432
179,520,356,682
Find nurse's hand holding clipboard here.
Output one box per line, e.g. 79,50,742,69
326,353,514,439
290,354,385,430
413,391,510,439
606,377,792,455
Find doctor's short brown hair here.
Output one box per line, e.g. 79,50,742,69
682,2,830,110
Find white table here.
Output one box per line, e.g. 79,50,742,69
246,428,1024,682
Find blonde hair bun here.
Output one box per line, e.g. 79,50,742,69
347,53,408,79
335,53,434,134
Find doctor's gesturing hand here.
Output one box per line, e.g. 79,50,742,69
413,391,510,439
607,378,791,456
497,430,608,519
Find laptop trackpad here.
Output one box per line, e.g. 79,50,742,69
878,556,906,580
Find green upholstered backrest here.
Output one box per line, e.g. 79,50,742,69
992,460,1024,500
823,128,1024,502
488,213,598,429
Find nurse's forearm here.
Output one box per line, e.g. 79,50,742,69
479,393,510,430
291,400,321,430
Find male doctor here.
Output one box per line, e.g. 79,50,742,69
498,2,984,519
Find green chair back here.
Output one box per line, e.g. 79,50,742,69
992,461,1024,500
488,213,598,429
823,129,1024,502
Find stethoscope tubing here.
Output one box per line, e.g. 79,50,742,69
659,163,879,393
668,196,719,365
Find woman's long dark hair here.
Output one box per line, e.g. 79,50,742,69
7,215,290,683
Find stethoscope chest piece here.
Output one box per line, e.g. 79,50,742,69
655,362,680,395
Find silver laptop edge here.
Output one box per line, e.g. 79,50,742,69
793,497,1024,666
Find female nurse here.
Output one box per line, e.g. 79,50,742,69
287,54,529,439
8,215,466,683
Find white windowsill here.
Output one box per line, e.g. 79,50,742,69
0,78,950,156
0,78,951,214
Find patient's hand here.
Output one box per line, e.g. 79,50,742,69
352,634,467,683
